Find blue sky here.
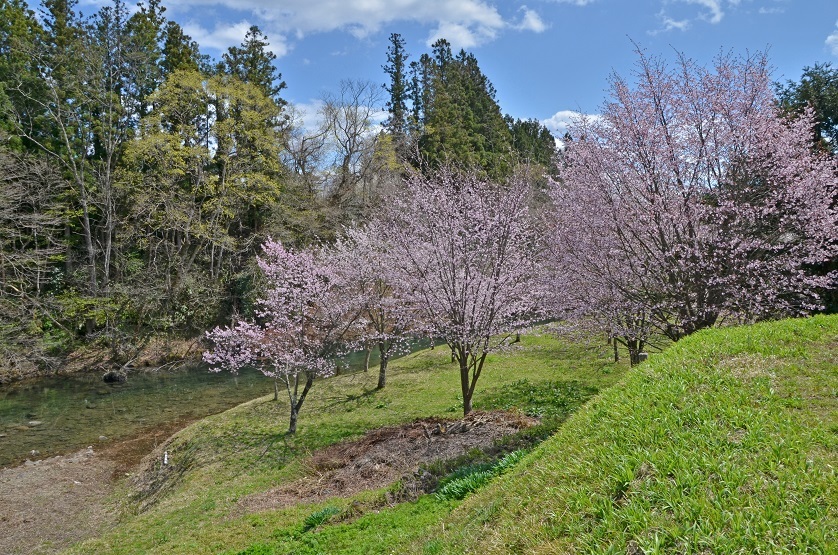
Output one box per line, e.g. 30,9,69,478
83,0,838,137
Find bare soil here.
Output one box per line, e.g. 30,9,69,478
0,418,198,555
238,410,537,513
0,448,115,555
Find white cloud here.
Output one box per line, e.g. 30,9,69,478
652,0,740,34
828,21,838,57
661,16,691,32
166,0,540,55
182,20,290,57
552,0,595,5
686,0,724,24
542,109,603,149
427,21,493,49
515,8,548,33
542,110,585,136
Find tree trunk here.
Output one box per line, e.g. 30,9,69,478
376,341,388,390
288,405,298,434
286,371,314,435
459,356,472,416
627,338,643,366
364,347,371,372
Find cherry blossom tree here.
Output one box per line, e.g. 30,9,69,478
204,239,360,434
550,265,654,365
380,168,549,415
552,48,838,341
327,222,413,390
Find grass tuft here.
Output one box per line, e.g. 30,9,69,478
301,506,341,532
434,449,529,501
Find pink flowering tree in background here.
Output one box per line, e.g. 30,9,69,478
327,222,413,390
380,168,549,416
204,240,361,434
550,263,655,365
552,48,838,342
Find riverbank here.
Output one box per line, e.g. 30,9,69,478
0,416,198,555
0,336,205,386
3,330,619,555
61,330,624,554
0,358,271,469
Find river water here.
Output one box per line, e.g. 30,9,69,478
0,364,277,468
0,342,422,468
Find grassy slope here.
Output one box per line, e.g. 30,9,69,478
68,316,837,555
68,331,625,555
415,315,838,554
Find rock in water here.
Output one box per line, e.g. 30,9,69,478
102,370,127,383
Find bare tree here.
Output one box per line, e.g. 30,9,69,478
0,146,67,373
319,79,392,217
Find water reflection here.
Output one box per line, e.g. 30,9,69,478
0,364,267,468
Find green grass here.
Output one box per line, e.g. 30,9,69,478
68,330,623,554
410,315,838,554
435,449,528,501
68,316,837,554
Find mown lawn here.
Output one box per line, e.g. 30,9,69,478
68,329,626,555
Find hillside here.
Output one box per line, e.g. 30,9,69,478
415,316,838,554
63,316,837,554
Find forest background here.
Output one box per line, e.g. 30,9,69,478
0,0,835,382
0,0,557,380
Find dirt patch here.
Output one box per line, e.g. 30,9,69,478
99,417,200,478
0,448,117,555
0,418,199,555
717,354,778,381
0,410,535,553
238,410,536,514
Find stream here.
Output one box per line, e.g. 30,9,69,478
0,363,274,468
0,345,416,468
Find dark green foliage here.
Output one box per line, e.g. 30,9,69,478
506,116,557,171
161,20,204,74
0,0,44,144
124,0,166,119
777,62,838,152
222,25,286,104
384,38,557,179
417,40,514,178
382,32,409,142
